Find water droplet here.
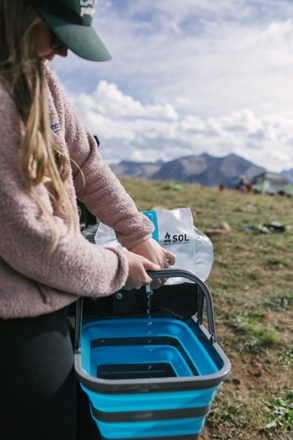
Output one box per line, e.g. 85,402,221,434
146,285,154,351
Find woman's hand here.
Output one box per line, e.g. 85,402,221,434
129,238,176,288
124,251,161,290
130,238,176,268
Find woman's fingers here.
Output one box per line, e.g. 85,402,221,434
151,277,167,289
130,238,176,269
124,252,160,290
165,250,176,266
126,239,177,290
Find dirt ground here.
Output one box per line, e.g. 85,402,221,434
199,322,292,440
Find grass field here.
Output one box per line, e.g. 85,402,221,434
121,177,293,440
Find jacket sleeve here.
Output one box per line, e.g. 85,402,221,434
0,85,128,297
46,68,154,249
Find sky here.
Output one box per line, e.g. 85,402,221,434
52,0,293,172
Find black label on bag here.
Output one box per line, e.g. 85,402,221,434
164,232,190,244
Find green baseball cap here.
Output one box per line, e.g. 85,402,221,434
24,0,111,61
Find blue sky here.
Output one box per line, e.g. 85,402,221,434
52,0,293,172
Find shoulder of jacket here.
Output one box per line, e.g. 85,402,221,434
44,64,68,111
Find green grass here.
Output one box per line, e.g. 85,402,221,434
120,178,293,440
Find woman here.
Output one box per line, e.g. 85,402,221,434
0,1,175,439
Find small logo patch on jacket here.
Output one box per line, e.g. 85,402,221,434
51,123,61,133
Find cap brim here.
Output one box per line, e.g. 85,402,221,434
39,10,112,62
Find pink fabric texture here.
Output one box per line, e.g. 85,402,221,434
0,66,153,318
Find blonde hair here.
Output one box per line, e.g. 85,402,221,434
0,0,75,250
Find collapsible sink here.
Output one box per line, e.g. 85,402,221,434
74,269,231,440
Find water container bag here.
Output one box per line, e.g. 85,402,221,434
95,207,214,282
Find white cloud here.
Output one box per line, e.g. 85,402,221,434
68,80,293,172
261,19,293,45
81,81,178,119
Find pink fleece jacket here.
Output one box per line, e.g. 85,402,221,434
0,66,153,319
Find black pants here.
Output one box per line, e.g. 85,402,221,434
0,307,99,440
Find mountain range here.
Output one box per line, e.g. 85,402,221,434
282,168,293,184
110,153,273,189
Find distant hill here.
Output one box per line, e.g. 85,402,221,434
281,169,293,184
110,153,265,189
110,160,162,179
